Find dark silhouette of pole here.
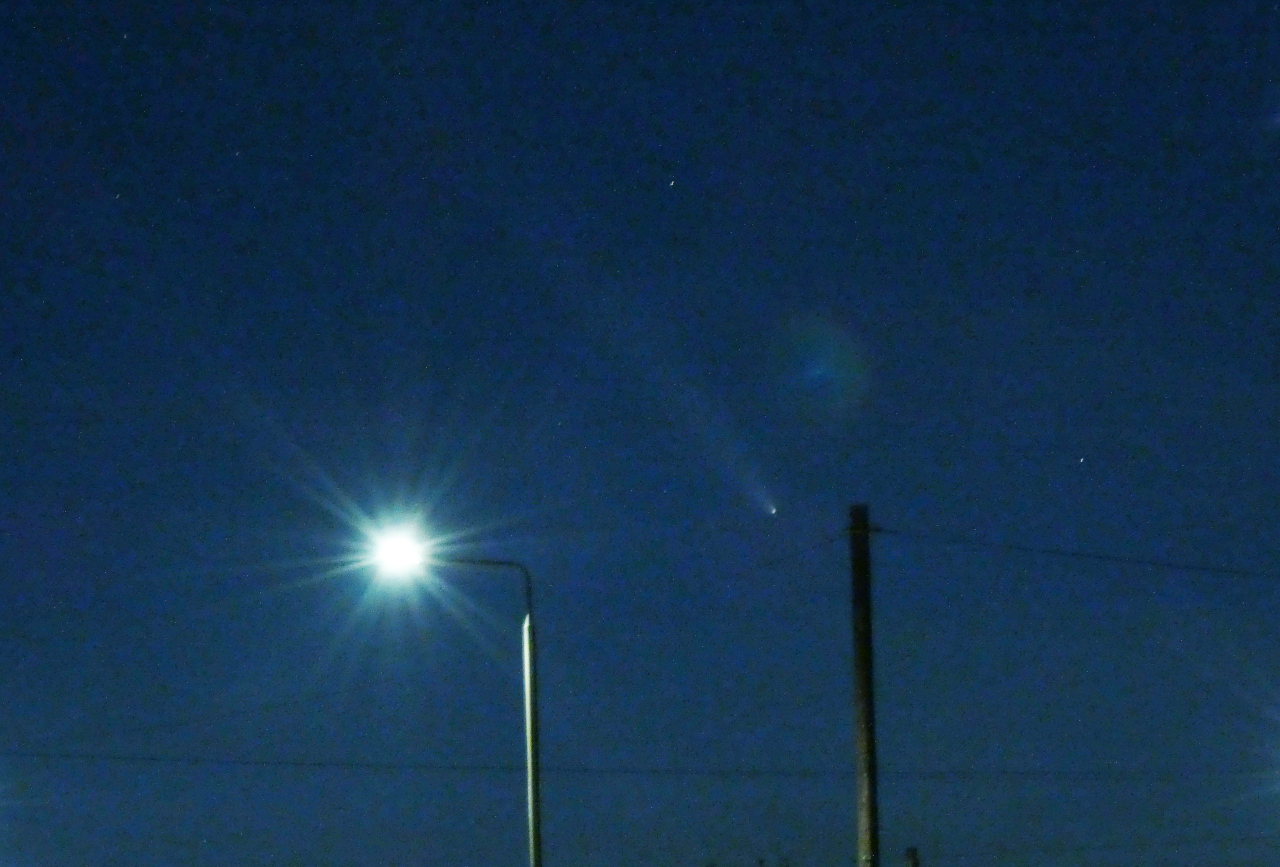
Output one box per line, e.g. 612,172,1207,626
905,847,920,867
850,505,880,867
436,558,543,867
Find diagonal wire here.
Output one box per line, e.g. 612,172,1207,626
871,525,1279,579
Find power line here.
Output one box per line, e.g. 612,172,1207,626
887,767,1268,782
0,750,516,774
872,525,1280,579
2,750,842,776
7,519,1275,782
941,829,1280,858
9,521,1273,755
0,749,1267,783
0,750,848,775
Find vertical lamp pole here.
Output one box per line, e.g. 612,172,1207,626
850,504,880,867
522,591,543,867
438,558,543,867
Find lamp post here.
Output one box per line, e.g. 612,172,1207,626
441,557,543,867
370,532,544,867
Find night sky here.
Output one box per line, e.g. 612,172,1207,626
4,3,1280,865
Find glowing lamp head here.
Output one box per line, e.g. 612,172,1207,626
371,525,430,582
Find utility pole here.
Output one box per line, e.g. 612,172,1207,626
905,847,920,867
850,504,880,867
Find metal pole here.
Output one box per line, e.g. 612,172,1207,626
850,504,880,867
523,611,543,867
437,558,543,867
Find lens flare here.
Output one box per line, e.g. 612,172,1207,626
776,312,870,423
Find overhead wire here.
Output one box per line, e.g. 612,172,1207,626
7,516,1273,756
6,516,1277,864
871,524,1280,579
939,829,1280,859
5,519,1276,788
0,748,1268,784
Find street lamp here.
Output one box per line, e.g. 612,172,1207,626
369,525,544,867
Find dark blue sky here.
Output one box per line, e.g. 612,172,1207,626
3,3,1280,865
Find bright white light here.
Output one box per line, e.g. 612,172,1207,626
371,526,429,581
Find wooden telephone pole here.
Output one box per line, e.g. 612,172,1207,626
850,504,880,867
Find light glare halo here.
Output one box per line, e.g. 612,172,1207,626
371,525,430,581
